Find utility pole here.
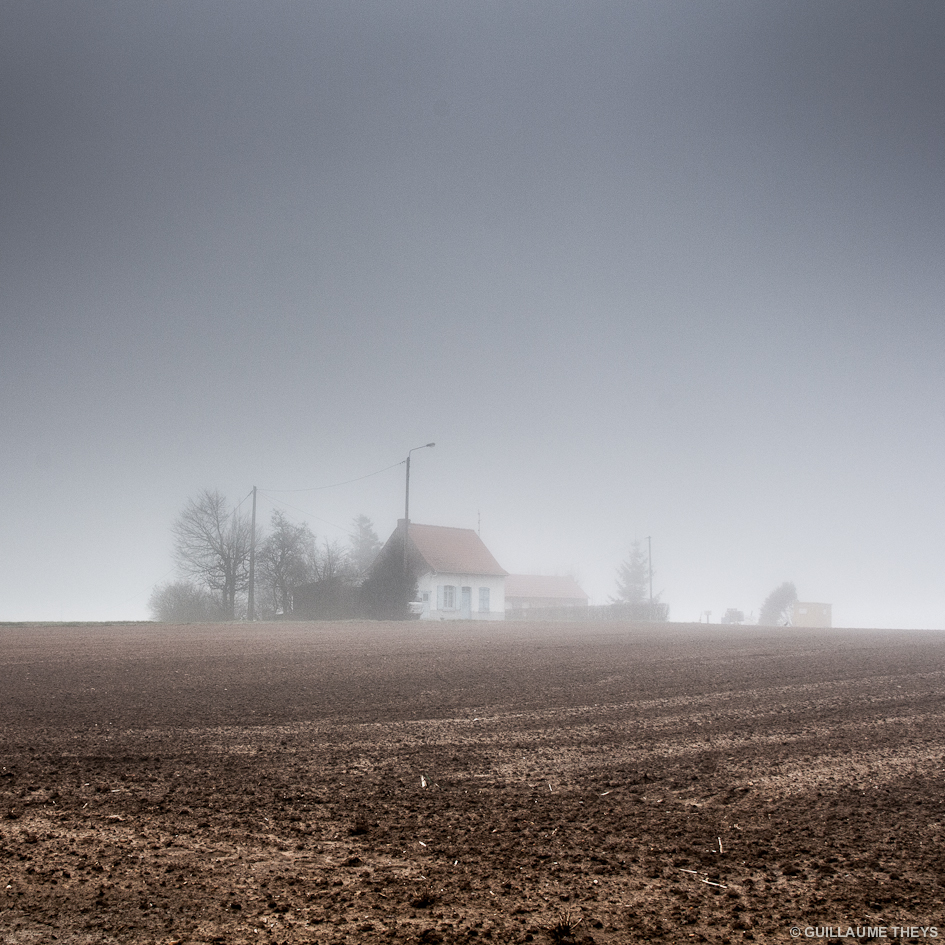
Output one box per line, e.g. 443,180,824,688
247,485,257,621
646,535,653,620
404,443,436,597
403,464,410,577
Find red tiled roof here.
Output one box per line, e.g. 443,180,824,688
504,574,588,601
406,523,508,577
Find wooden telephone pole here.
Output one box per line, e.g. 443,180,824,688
646,535,653,619
247,486,257,621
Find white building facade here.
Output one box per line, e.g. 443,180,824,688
416,571,506,620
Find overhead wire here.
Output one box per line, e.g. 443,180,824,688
254,458,406,534
259,492,350,535
259,460,405,494
233,488,255,514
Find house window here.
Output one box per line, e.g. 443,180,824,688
442,585,456,609
479,587,490,612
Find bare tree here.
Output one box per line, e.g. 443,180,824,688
172,489,253,620
290,538,359,619
314,538,353,583
148,580,221,622
256,510,317,617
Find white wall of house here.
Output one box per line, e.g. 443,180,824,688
416,572,505,620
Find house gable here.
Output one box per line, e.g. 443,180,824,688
405,522,508,577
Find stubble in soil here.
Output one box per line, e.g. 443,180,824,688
1,620,943,944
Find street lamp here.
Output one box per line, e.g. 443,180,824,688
404,442,436,582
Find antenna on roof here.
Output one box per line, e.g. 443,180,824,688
478,510,481,536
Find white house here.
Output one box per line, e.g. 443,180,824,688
381,521,508,620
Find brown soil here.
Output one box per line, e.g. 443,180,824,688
1,621,943,944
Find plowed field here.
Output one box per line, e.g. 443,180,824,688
1,621,943,944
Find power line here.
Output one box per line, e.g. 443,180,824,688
233,488,255,514
258,492,350,535
260,460,405,494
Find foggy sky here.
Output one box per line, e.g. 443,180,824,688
2,2,944,626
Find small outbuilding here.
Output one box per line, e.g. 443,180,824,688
504,574,589,613
791,601,832,627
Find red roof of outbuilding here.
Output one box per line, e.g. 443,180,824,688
504,574,588,601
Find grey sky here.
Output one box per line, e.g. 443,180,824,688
2,2,943,625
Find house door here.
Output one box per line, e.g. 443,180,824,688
461,586,472,619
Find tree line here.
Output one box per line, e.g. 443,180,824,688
149,489,389,622
152,490,798,625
